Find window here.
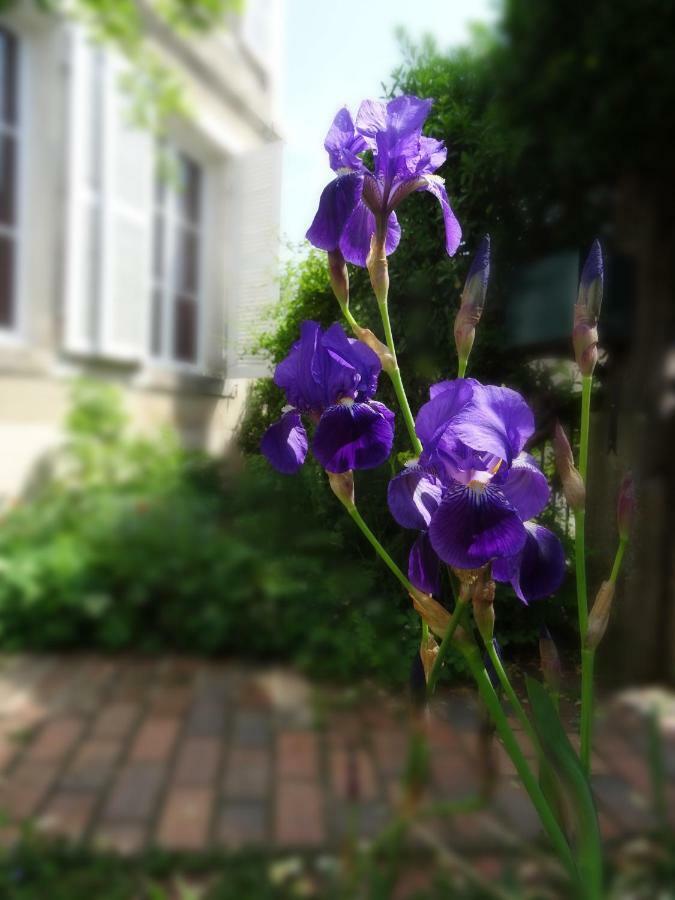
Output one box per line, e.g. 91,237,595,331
150,148,204,366
0,26,19,332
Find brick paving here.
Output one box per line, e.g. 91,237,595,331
0,654,673,855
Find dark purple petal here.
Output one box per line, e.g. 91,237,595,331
420,175,462,256
409,531,441,595
306,173,363,252
312,400,394,473
260,411,308,475
492,523,565,604
498,453,550,521
415,379,474,455
322,322,380,399
324,107,367,171
450,384,535,466
339,201,400,267
429,484,526,569
387,466,443,530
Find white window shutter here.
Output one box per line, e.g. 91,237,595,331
227,140,281,378
63,28,98,353
99,57,152,361
64,32,152,361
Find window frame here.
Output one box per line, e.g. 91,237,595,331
0,23,27,344
148,142,208,373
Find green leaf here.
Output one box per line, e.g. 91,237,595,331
526,676,603,900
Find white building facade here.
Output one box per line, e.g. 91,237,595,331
0,0,281,499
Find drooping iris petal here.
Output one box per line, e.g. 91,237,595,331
498,453,551,522
415,379,474,455
429,484,526,569
387,466,443,530
260,411,308,475
312,401,394,473
274,321,323,412
492,523,565,604
324,107,367,171
339,201,401,267
420,175,462,256
450,384,535,466
306,173,363,253
322,323,380,400
409,531,441,596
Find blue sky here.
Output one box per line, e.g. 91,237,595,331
280,0,498,251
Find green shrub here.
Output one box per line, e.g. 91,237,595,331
0,380,431,685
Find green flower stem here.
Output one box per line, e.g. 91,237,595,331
340,303,360,333
485,638,541,754
458,357,468,378
377,299,423,456
581,535,629,773
609,537,628,584
461,644,578,883
577,374,593,773
426,596,468,696
343,503,415,595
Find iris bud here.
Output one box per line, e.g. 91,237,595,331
327,469,355,508
585,580,615,650
366,233,389,305
617,472,635,541
420,632,439,685
327,249,349,313
573,240,603,377
539,626,562,696
553,422,585,511
352,324,396,375
454,236,490,368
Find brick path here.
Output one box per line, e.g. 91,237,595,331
0,654,673,855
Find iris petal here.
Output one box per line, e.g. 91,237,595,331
415,379,474,455
312,401,394,473
450,384,535,466
409,531,441,596
339,201,401,267
492,523,565,604
420,175,462,256
387,466,443,530
429,484,526,569
322,323,381,400
499,453,551,521
260,411,308,475
306,173,363,252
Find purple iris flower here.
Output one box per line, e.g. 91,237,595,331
306,97,462,267
261,321,395,475
387,379,565,604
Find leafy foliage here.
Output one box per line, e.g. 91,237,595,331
0,0,243,134
0,381,427,685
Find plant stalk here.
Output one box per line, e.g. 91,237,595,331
426,595,468,696
485,639,540,754
461,644,578,883
377,299,423,456
577,374,592,773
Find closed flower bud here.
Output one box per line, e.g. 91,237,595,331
617,472,635,541
420,632,439,685
352,324,396,374
366,233,389,305
327,469,355,508
327,249,349,312
409,588,451,639
454,236,490,366
553,422,585,510
573,240,603,376
585,580,615,650
539,626,562,696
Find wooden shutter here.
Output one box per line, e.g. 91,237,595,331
227,140,281,378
